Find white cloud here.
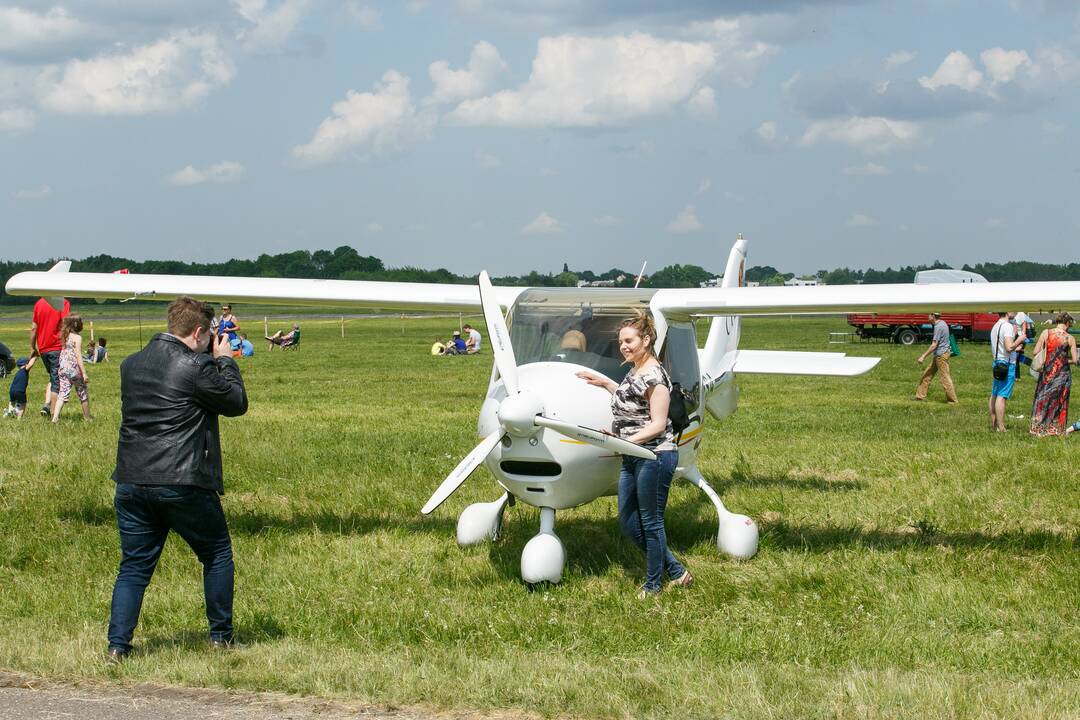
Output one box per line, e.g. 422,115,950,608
667,204,703,234
291,70,434,165
0,6,96,57
447,33,717,127
696,178,712,195
0,107,35,132
367,222,384,233
846,213,879,227
428,41,507,105
980,48,1033,85
884,50,916,70
756,120,779,143
919,51,984,91
476,151,500,168
539,167,557,177
843,162,890,176
40,31,235,115
913,163,931,173
1042,120,1065,134
233,0,314,52
347,2,382,31
406,0,430,14
984,217,1005,229
801,116,921,154
522,212,562,234
592,215,622,227
167,161,244,186
723,190,745,203
687,86,718,118
14,184,52,200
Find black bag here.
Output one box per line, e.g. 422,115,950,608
991,322,1009,381
668,381,691,438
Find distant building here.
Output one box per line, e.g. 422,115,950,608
577,279,618,287
699,276,724,288
784,277,823,287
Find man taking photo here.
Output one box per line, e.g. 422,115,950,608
107,297,248,661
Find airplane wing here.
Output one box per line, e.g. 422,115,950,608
652,281,1080,319
4,269,526,312
730,350,879,376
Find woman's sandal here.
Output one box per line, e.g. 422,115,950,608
667,571,693,589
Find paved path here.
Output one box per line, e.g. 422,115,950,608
0,672,525,720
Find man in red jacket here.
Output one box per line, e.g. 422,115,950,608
30,297,70,417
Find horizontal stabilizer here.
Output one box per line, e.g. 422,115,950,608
732,350,879,376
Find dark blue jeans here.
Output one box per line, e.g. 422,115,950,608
618,450,686,592
108,484,234,653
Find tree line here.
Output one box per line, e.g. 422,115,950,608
4,246,1080,305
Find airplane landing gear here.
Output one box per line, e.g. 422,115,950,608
680,465,759,560
520,506,565,584
456,493,511,546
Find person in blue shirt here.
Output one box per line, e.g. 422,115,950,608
217,304,241,344
5,355,36,419
445,330,467,355
239,334,255,357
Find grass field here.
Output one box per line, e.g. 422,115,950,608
1,308,1078,719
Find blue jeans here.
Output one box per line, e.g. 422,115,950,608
618,450,685,592
108,484,234,653
40,350,60,394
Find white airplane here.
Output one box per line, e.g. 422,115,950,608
8,236,1080,585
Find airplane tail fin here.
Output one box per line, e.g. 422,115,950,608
700,234,747,375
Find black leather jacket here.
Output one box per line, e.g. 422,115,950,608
113,333,248,493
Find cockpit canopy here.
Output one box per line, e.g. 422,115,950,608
507,287,656,382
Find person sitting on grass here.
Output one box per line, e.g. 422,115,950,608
266,324,300,351
5,355,36,419
1066,420,1079,435
84,338,109,364
444,330,467,356
239,333,255,357
431,337,446,356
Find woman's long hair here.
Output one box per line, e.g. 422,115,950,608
619,310,657,358
60,315,83,347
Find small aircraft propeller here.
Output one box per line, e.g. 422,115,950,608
532,416,655,459
421,271,655,515
421,430,504,515
478,270,518,395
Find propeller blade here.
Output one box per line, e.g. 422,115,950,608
478,270,519,395
421,431,504,515
534,416,657,460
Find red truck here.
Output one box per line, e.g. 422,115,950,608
847,312,1000,345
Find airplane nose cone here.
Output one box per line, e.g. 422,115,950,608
497,390,543,436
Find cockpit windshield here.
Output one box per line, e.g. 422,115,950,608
507,288,658,382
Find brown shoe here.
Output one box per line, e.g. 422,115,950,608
668,571,693,589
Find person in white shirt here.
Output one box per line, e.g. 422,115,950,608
988,311,1027,432
462,324,482,355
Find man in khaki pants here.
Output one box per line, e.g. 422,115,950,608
914,312,957,404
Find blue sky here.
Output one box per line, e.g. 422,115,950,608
3,0,1079,276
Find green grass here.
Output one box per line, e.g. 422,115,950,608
1,310,1078,719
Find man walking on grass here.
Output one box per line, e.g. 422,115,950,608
107,297,248,662
914,312,958,404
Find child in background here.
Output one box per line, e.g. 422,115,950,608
5,355,36,418
431,337,446,355
52,314,92,423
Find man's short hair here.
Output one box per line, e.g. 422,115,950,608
462,324,472,330
167,296,214,337
930,312,941,319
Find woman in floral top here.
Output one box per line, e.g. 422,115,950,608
576,312,692,598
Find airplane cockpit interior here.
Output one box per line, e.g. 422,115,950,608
507,287,701,415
